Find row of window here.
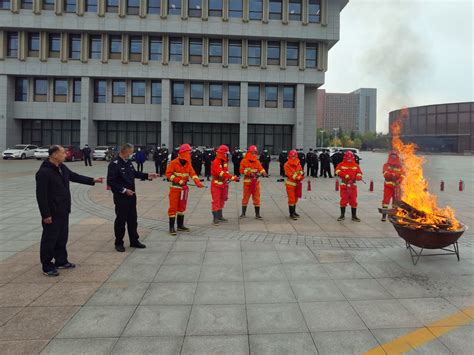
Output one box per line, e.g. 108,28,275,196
93,79,162,103
5,32,318,68
1,0,321,23
15,77,81,102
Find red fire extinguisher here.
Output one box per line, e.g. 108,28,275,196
440,180,445,191
307,179,311,192
369,179,374,192
459,179,464,191
335,179,339,191
178,185,189,210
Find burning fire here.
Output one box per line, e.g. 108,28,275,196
390,108,461,231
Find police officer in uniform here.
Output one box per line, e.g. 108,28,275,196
297,149,306,172
107,143,158,252
171,146,179,161
331,149,344,173
279,150,288,177
82,144,92,166
259,149,271,176
153,146,162,175
191,147,203,176
203,147,216,181
306,149,314,176
160,144,169,175
232,148,244,177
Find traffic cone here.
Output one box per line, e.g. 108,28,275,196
459,179,464,191
307,179,311,191
335,179,339,191
369,179,374,192
440,180,444,191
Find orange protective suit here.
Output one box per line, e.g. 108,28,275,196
382,152,404,208
211,157,236,212
335,160,363,208
284,157,304,206
240,152,266,207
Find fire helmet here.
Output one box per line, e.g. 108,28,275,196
248,145,258,154
217,145,229,154
343,151,355,163
288,150,298,159
179,144,192,154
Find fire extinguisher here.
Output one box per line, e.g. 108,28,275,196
297,182,303,198
459,179,464,191
440,180,445,191
335,179,339,191
369,179,374,192
178,185,189,210
307,179,311,192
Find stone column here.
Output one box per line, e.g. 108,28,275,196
33,0,41,14
55,0,64,15
202,37,209,67
222,0,228,21
139,0,146,17
162,35,169,65
182,36,189,66
302,0,308,25
202,0,208,20
295,83,304,149
0,75,21,152
0,31,4,60
299,41,305,70
260,40,267,69
18,31,27,61
121,34,129,63
242,0,249,22
39,31,48,62
321,0,328,26
118,0,126,17
81,33,89,63
239,82,248,149
282,0,288,24
160,0,167,18
181,0,188,19
60,32,68,62
222,37,228,67
80,77,97,147
11,0,19,13
262,0,268,23
161,79,172,147
241,39,248,68
142,35,149,64
77,0,85,15
98,0,106,16
101,34,109,62
280,40,286,69
317,42,327,71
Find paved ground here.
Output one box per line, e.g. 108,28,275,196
0,153,473,354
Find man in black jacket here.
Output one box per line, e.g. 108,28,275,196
82,144,92,166
231,148,243,177
36,145,104,276
259,149,271,176
278,150,288,177
107,143,158,252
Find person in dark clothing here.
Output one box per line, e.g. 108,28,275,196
203,147,216,181
278,150,288,177
191,147,203,176
36,145,104,276
107,143,158,252
297,149,306,171
331,150,344,173
82,144,92,166
160,144,169,175
153,146,162,174
171,146,179,161
135,147,146,173
231,148,244,176
306,149,314,176
312,151,319,177
259,149,271,176
320,150,333,178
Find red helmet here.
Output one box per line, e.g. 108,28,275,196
388,150,401,165
288,150,298,159
179,144,191,154
217,145,229,154
343,151,355,163
248,145,258,154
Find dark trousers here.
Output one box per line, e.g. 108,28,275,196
155,161,160,174
263,163,269,175
84,156,92,166
311,165,318,177
40,215,69,271
136,162,144,172
307,164,312,176
159,162,167,176
280,164,285,177
205,163,211,177
192,163,201,176
233,163,240,176
113,193,140,246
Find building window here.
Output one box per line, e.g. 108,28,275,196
0,0,11,9
21,0,32,9
189,38,202,64
22,120,81,147
265,85,278,108
286,42,298,66
64,0,76,13
112,80,126,103
209,39,222,63
89,35,101,59
172,82,184,105
228,84,240,107
94,79,107,103
54,79,68,102
168,0,180,15
229,0,242,18
15,78,28,102
306,43,317,68
106,0,118,12
98,121,161,147
48,33,60,58
109,35,122,60
309,0,320,23
209,83,223,106
28,32,39,57
267,41,280,65
6,32,18,58
127,0,139,14
283,86,295,108
228,40,242,64
34,78,48,102
190,82,204,105
73,78,81,102
248,41,261,66
132,80,145,104
188,0,201,17
42,0,54,10
208,0,222,17
147,0,159,14
249,0,262,20
269,0,282,20
85,0,97,12
248,84,260,107
129,36,142,62
149,36,162,61
169,37,182,62
289,0,301,20
151,81,161,104
69,34,81,60
248,124,292,155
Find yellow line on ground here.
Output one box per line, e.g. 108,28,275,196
364,306,474,355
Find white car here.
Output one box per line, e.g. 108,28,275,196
34,146,50,160
2,144,38,160
93,146,113,160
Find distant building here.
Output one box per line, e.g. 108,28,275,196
316,88,377,134
389,102,474,153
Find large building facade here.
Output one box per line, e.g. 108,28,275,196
0,0,348,154
316,88,376,133
389,102,474,153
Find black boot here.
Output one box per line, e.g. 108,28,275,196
240,206,247,219
337,207,346,221
289,206,298,220
381,213,387,222
351,208,361,222
169,217,177,235
218,210,228,222
177,214,190,232
293,205,300,218
255,207,263,219
212,211,220,226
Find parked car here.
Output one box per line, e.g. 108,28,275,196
34,146,50,160
93,146,114,160
2,144,38,160
64,145,83,162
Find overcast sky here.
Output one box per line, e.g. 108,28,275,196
322,0,473,133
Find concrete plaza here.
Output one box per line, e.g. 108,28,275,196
0,152,473,354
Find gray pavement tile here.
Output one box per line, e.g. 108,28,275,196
164,252,204,265
242,251,280,266
186,305,247,336
312,250,354,263
41,338,117,355
141,283,197,305
206,240,241,251
194,282,245,305
171,241,207,252
360,261,412,278
240,242,275,251
203,252,243,265
123,305,191,336
283,263,331,280
335,279,393,300
112,336,183,355
436,326,474,355
199,265,244,282
290,280,346,302
443,295,474,311
139,241,174,252
376,277,438,298
154,265,201,282
181,335,249,355
107,263,160,283
244,264,287,281
299,301,367,332
399,298,470,326
244,281,296,304
247,303,307,334
249,333,317,355
351,300,424,329
86,283,149,306
123,252,167,265
57,306,135,338
347,250,389,262
276,249,318,264
0,240,37,252
311,330,380,355
321,262,372,279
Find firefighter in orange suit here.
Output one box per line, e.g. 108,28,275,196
381,151,404,221
166,143,204,235
284,150,305,220
335,151,363,222
211,145,240,225
239,145,267,219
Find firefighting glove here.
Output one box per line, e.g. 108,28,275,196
195,180,204,188
178,179,185,185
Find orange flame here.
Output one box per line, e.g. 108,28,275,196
391,109,461,230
